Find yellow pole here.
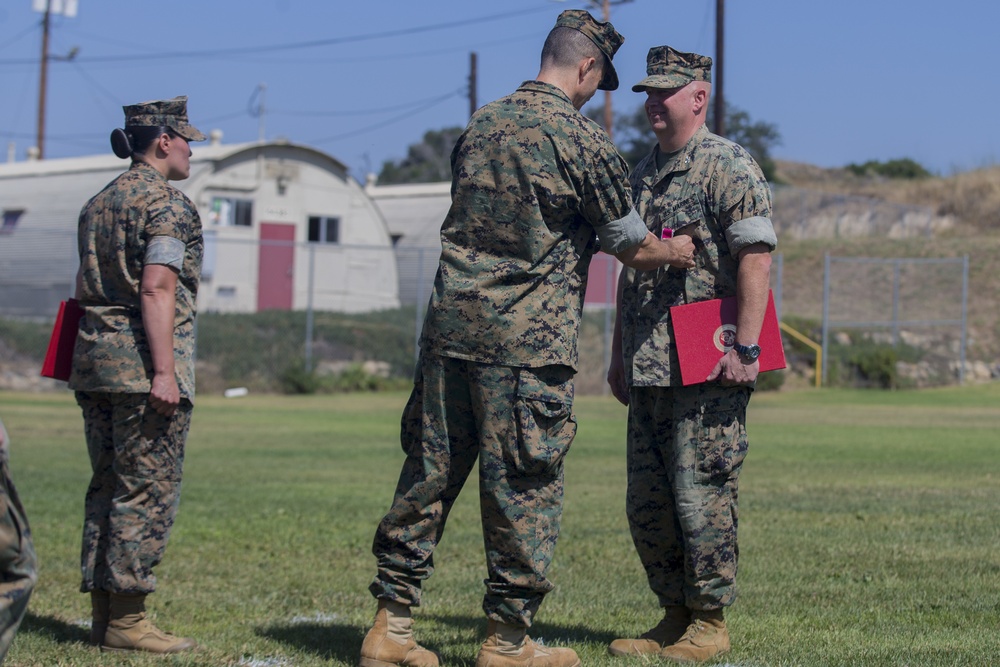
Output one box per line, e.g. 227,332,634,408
779,322,823,388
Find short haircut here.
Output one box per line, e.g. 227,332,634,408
540,26,604,73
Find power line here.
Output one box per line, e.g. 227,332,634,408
271,91,473,118
0,6,555,66
308,89,464,146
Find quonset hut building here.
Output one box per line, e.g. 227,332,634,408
0,135,399,318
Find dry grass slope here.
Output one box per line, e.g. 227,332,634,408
775,161,1000,233
773,161,1000,370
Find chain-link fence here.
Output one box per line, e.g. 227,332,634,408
0,230,628,395
820,255,969,387
0,227,972,395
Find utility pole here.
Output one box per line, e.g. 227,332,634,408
468,52,478,117
588,0,633,141
713,0,725,137
37,0,51,159
33,0,79,160
255,83,267,142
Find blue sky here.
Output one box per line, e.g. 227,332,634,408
1,1,996,181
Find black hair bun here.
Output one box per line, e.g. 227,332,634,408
110,128,132,159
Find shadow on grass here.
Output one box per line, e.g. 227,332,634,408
19,611,90,645
258,621,363,663
258,612,618,666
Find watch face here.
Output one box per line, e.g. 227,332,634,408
736,343,761,361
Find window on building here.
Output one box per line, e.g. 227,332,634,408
210,197,253,227
308,216,340,244
1,209,24,235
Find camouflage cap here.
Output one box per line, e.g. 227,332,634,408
632,46,712,92
122,96,206,142
555,9,624,91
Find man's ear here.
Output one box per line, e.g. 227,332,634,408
580,56,597,82
691,86,709,113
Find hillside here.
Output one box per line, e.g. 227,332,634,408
775,160,1000,234
772,161,999,382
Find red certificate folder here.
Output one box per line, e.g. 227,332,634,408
40,298,83,381
669,291,786,386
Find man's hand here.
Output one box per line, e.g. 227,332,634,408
666,235,696,269
614,232,697,271
607,355,630,406
149,372,180,417
707,349,760,386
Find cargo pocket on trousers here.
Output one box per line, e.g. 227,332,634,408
696,394,748,483
509,366,577,478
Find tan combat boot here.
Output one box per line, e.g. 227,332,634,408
608,606,690,656
358,600,439,667
475,619,580,667
101,593,197,654
659,609,729,663
89,590,110,646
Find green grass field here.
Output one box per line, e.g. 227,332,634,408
2,383,998,666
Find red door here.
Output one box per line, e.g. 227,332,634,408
258,223,295,311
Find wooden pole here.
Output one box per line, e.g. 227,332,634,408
37,0,52,159
713,0,725,137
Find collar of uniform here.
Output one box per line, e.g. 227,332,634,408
128,160,167,180
517,80,575,108
647,124,708,183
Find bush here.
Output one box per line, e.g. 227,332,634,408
846,158,931,180
848,346,899,389
756,369,785,391
826,334,924,389
279,360,322,394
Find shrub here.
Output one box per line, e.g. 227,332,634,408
846,158,931,180
756,369,785,391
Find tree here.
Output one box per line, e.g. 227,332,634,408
587,101,782,182
586,103,652,169
708,103,782,182
377,127,464,185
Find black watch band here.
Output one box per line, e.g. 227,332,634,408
732,342,761,361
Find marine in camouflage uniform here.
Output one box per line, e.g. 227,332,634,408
363,12,697,667
608,47,777,663
0,418,37,664
69,97,204,654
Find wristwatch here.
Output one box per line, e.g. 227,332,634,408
732,342,761,361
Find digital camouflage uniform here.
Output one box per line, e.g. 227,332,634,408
620,123,776,611
0,418,37,664
69,161,202,595
371,79,647,627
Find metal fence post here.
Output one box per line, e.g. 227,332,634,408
821,253,831,385
891,260,901,346
305,243,316,373
414,247,426,368
602,258,614,396
960,255,969,384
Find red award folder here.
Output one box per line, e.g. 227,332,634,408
669,291,786,386
40,298,83,381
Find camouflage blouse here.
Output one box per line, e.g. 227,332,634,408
69,162,203,399
421,80,636,371
622,124,776,387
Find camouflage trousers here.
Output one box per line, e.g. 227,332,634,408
370,353,577,627
0,422,37,664
76,392,191,595
626,383,751,611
